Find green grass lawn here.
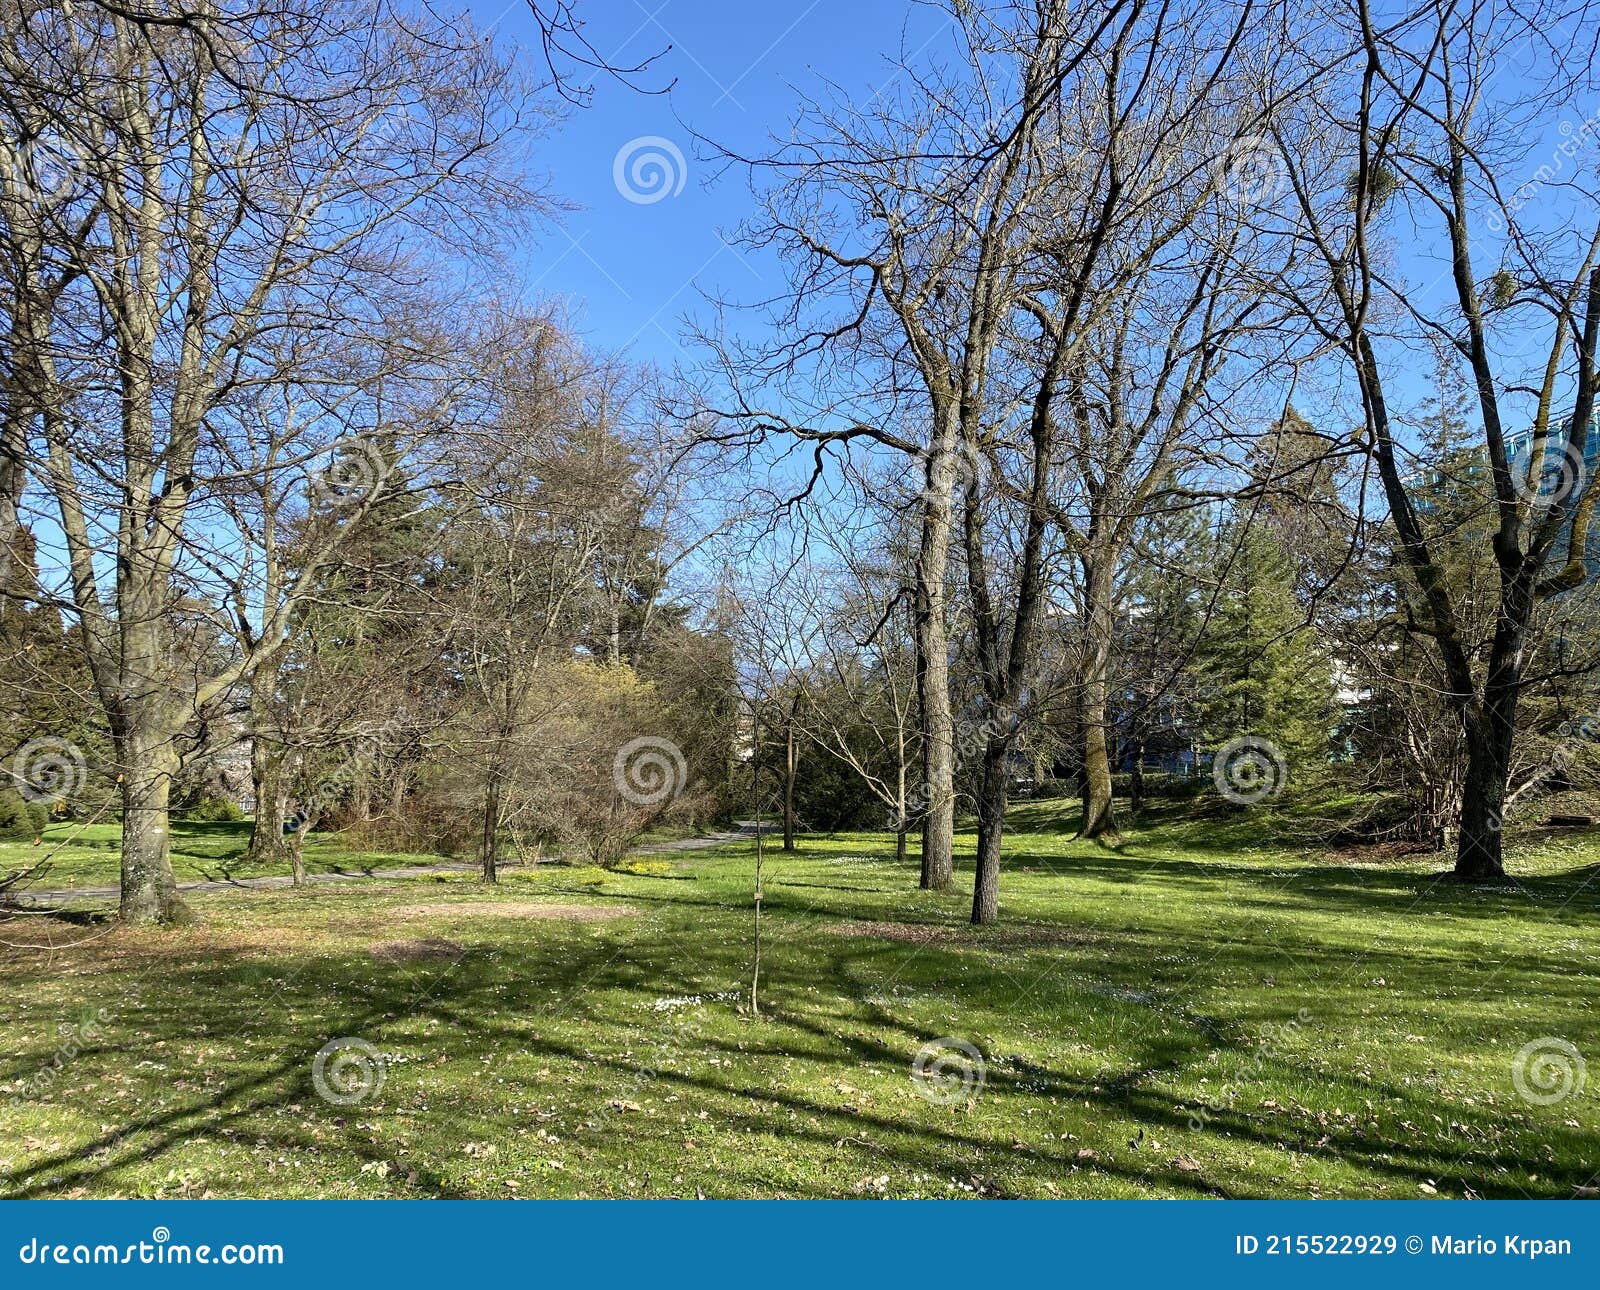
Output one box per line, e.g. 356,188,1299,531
0,819,452,893
2,799,1597,1198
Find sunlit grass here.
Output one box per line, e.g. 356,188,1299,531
2,799,1596,1198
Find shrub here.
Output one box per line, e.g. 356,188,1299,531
0,787,49,840
181,796,246,823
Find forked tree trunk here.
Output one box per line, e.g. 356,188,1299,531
970,738,1009,924
915,432,958,891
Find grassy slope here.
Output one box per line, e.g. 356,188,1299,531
1,799,1596,1199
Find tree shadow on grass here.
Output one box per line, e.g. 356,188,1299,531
3,862,1594,1199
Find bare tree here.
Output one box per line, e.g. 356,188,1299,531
0,0,546,920
1276,0,1600,876
708,0,1132,892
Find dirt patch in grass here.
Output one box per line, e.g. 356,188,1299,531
1319,840,1437,866
370,936,466,963
825,919,1087,948
392,901,636,922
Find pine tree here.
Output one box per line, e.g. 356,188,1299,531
1196,520,1334,791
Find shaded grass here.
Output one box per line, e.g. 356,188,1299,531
1,799,1596,1199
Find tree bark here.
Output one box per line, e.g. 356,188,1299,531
970,737,1008,924
1078,553,1119,839
287,818,308,886
118,736,185,923
915,433,957,890
245,739,289,864
782,715,797,851
1454,623,1524,880
479,761,503,883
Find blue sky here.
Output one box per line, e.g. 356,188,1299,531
460,0,1600,448
465,0,947,370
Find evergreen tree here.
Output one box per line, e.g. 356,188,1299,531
1196,520,1334,789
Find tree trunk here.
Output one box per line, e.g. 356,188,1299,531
894,760,909,865
244,739,289,864
1455,699,1517,879
479,763,502,883
1129,742,1145,819
915,432,958,890
1456,728,1508,879
1454,589,1528,880
1078,553,1120,839
118,737,185,924
970,738,1008,924
782,717,796,851
287,819,308,886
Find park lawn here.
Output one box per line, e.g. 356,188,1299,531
0,817,709,895
0,819,452,893
1,798,1597,1199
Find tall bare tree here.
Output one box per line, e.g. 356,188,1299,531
0,0,545,920
1276,0,1600,876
